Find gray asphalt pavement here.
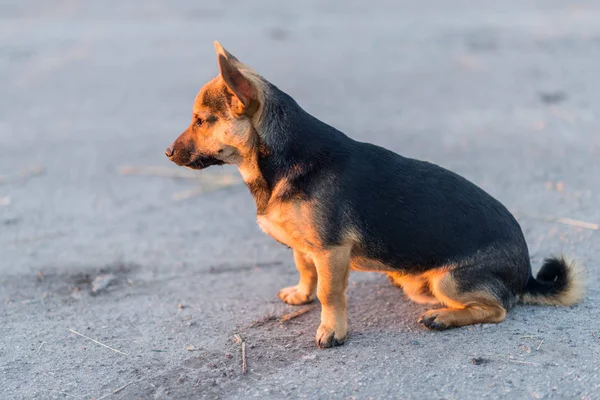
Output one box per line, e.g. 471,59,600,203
1,1,599,399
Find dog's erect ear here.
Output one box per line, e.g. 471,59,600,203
214,41,256,114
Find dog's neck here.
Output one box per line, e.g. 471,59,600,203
237,149,272,214
236,87,296,214
236,82,348,214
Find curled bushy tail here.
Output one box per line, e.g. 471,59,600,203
520,256,585,306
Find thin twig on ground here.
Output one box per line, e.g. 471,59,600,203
96,378,146,400
193,376,202,389
537,340,544,351
36,340,45,355
234,333,242,344
68,329,128,356
280,305,317,323
247,313,277,328
50,390,78,399
241,342,247,374
234,334,247,374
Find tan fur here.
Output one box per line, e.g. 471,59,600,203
312,246,351,348
166,42,592,347
419,270,507,328
386,272,440,305
257,200,322,252
278,250,318,305
386,268,456,305
387,268,507,328
520,256,585,306
191,76,257,164
346,229,406,273
167,42,526,345
351,256,398,272
421,305,507,327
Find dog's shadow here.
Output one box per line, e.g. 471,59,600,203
239,273,428,351
346,273,428,335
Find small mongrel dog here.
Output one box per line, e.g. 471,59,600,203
166,42,584,348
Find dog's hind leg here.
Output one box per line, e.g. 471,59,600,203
387,272,440,305
278,250,318,305
418,269,509,330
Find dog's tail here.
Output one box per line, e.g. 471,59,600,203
520,256,584,306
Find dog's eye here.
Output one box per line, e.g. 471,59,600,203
195,117,204,127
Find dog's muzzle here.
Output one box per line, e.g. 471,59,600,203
165,148,223,170
185,155,224,169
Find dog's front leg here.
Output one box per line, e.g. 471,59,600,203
277,250,318,305
313,247,350,348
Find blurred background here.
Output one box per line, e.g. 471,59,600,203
1,1,599,399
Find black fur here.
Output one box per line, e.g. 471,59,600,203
255,81,534,309
523,257,572,299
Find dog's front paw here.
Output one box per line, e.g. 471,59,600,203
418,310,450,330
277,285,315,305
315,324,347,348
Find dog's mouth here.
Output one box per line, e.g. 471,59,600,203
185,155,225,170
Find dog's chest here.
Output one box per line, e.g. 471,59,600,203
256,214,296,247
256,208,314,250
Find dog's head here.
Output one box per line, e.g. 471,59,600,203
165,42,261,169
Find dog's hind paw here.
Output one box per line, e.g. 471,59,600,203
418,311,450,331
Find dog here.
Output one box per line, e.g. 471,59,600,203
166,42,584,348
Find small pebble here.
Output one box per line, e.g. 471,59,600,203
472,357,488,365
91,274,116,294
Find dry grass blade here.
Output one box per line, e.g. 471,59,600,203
172,186,206,201
280,305,317,323
172,175,243,201
550,216,599,230
508,357,538,366
118,166,197,179
13,230,70,244
36,340,45,355
537,340,544,350
514,211,598,230
68,329,128,356
0,166,45,185
119,165,243,201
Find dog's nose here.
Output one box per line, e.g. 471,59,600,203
165,146,174,158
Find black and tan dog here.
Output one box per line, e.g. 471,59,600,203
166,42,584,348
